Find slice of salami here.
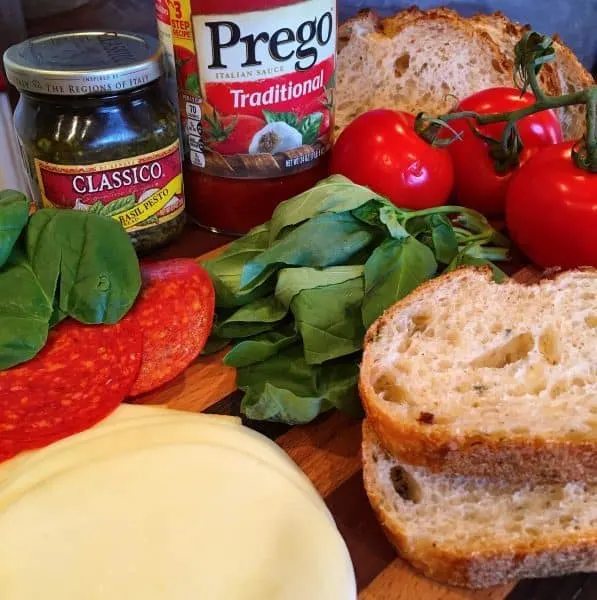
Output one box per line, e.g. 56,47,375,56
0,317,142,462
128,259,215,397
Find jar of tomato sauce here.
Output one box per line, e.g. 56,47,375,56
168,0,337,234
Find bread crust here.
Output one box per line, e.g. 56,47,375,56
360,267,597,485
362,421,597,588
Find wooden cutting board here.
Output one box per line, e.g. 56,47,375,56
134,250,594,600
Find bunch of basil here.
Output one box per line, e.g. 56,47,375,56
203,175,510,425
0,190,141,370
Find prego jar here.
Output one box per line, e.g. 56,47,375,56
3,31,185,255
168,0,337,234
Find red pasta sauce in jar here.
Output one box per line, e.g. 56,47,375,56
169,0,337,233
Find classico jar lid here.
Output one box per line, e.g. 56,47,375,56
3,31,163,96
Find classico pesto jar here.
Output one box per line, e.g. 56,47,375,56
3,31,185,255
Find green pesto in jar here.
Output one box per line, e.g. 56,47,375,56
4,31,185,255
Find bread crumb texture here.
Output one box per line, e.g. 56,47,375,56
365,269,597,438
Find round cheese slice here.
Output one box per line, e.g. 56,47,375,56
0,409,329,519
0,405,239,488
0,442,356,600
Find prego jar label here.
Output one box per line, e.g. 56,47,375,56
172,0,336,179
34,141,184,233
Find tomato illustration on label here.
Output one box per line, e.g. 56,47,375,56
173,0,337,179
174,45,200,95
203,112,266,155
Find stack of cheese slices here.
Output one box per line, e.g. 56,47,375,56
359,267,597,588
0,404,357,599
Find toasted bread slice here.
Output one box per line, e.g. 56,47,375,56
335,10,513,133
360,267,597,484
362,420,597,589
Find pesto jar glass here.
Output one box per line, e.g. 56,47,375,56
4,31,185,255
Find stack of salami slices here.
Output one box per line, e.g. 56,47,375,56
0,258,214,463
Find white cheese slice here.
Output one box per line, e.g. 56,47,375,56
0,442,356,600
0,405,328,519
0,405,239,488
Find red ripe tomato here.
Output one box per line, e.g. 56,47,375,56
506,142,597,269
448,87,563,217
330,109,453,209
203,113,266,155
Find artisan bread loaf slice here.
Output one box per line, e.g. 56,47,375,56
362,420,597,589
470,11,593,140
360,267,597,483
335,10,513,132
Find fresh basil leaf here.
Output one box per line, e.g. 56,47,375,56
428,214,459,264
362,237,437,327
298,112,323,145
237,346,362,423
26,210,141,324
88,202,104,214
223,326,298,368
275,265,363,309
0,248,53,369
241,212,377,289
214,296,287,339
446,252,508,282
317,360,362,417
379,205,410,240
24,209,61,306
0,190,30,269
238,345,331,423
242,383,330,424
268,175,386,243
202,223,272,308
263,110,299,128
292,277,365,365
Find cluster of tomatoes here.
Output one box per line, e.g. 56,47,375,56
331,87,595,270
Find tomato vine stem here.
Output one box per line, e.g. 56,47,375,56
415,31,597,173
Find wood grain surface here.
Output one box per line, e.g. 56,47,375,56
132,246,595,600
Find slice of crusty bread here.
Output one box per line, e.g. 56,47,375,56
360,266,597,484
362,420,597,589
336,9,592,140
470,12,594,140
336,10,513,133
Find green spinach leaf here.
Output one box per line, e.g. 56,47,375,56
317,360,362,417
268,175,386,243
446,251,508,282
26,210,141,324
202,223,272,307
223,326,298,368
214,296,287,339
429,214,459,264
0,248,53,369
241,212,377,289
0,190,30,269
362,237,437,327
292,277,365,364
275,265,363,309
238,345,330,424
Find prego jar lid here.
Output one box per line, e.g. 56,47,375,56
3,31,163,96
